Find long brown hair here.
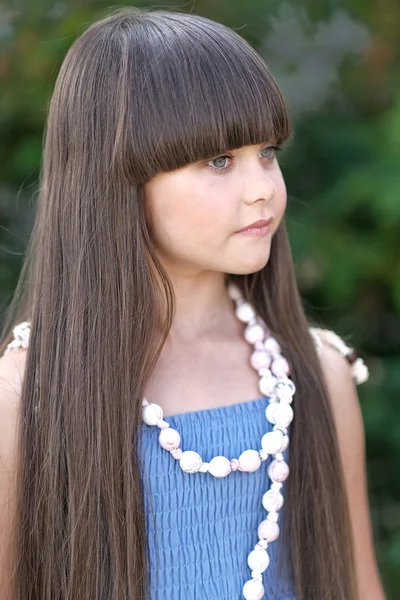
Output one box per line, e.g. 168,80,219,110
0,7,357,599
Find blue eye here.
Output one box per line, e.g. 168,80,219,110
206,145,282,173
208,155,232,170
261,145,282,160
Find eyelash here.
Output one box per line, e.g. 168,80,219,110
206,145,283,173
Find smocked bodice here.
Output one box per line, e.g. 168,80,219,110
140,396,296,599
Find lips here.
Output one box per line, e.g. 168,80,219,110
235,217,273,233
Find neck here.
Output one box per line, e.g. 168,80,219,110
161,269,238,343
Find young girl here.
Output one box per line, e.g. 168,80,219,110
0,7,385,600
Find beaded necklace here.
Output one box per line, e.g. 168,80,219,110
142,282,294,599
4,289,369,600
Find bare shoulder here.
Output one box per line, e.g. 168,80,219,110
318,341,362,417
0,346,28,402
0,346,26,486
310,326,368,438
316,334,365,456
0,348,26,596
0,347,26,455
316,336,386,599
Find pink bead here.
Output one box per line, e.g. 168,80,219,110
159,427,181,451
264,336,281,355
230,458,240,471
257,519,280,542
268,459,289,483
244,323,265,344
250,350,271,370
238,449,262,472
271,357,290,377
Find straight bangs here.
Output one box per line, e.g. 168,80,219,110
110,11,292,184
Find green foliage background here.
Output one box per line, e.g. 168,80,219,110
1,1,399,596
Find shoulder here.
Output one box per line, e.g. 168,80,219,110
310,327,369,386
0,339,27,597
309,326,368,478
0,346,26,470
310,326,367,442
0,323,28,486
310,333,386,598
310,328,367,516
0,320,31,417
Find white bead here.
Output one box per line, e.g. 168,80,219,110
251,570,263,581
274,403,294,428
271,482,283,491
257,519,280,542
262,489,284,512
272,379,296,402
179,451,203,473
265,402,277,424
261,430,285,454
158,427,181,451
267,511,279,522
208,456,232,478
235,302,256,323
259,373,278,396
267,459,290,483
242,578,265,600
238,449,262,472
142,403,163,426
244,323,265,344
247,548,270,573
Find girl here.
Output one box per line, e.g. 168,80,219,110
0,7,385,600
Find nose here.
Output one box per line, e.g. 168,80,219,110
241,159,277,205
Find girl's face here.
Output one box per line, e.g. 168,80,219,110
144,142,287,276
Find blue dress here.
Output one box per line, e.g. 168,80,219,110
140,396,296,600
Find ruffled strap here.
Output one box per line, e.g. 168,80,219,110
3,320,31,355
309,327,369,385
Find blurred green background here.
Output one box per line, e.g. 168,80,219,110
0,1,399,597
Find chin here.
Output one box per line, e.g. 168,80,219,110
226,252,270,275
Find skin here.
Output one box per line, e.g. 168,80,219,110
143,142,386,598
144,142,286,340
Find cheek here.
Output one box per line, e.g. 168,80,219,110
145,176,224,251
272,175,287,225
